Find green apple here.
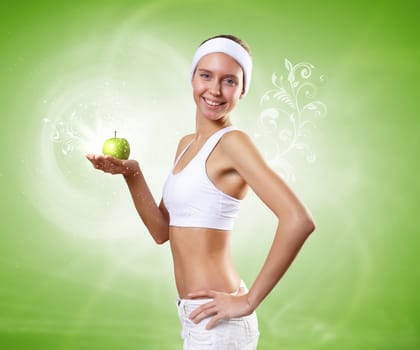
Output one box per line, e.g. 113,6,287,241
102,131,130,160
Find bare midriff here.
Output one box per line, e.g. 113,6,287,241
169,226,241,299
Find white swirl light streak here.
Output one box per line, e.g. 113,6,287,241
24,31,191,240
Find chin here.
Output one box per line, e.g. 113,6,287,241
202,110,228,121
201,106,230,120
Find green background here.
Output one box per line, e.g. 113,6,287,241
1,0,419,349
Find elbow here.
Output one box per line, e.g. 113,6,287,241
147,220,169,245
287,211,316,237
152,228,169,245
154,236,169,245
300,208,316,236
305,216,316,236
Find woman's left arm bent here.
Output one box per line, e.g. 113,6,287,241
188,130,315,329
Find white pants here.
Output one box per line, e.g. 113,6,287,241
176,285,259,349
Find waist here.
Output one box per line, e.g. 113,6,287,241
168,216,235,231
177,280,247,305
169,226,240,298
174,268,241,299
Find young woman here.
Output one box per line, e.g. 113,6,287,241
87,34,315,350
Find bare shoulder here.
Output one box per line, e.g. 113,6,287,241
220,129,266,164
219,129,277,187
178,134,194,148
174,133,195,158
178,133,195,147
221,129,252,149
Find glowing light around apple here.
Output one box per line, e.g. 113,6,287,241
102,131,130,159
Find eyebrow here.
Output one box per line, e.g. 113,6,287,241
197,68,239,80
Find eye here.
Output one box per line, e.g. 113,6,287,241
199,72,211,80
223,77,237,86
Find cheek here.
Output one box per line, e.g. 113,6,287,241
229,87,243,101
192,79,206,95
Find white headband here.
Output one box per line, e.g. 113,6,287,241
190,37,253,95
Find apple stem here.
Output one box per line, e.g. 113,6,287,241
114,130,117,138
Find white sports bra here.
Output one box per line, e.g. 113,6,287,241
162,126,241,231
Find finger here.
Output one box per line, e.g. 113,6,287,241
88,159,102,169
87,156,104,167
188,290,217,299
86,154,99,164
95,159,106,169
86,154,115,173
206,313,225,330
104,155,122,165
190,305,218,324
188,301,215,320
110,165,122,175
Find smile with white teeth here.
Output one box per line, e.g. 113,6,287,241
203,98,224,106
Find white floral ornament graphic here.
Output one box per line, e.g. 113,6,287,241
256,58,327,182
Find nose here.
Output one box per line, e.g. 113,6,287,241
209,80,221,96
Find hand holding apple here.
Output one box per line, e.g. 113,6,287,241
102,131,130,160
86,131,139,176
86,154,140,177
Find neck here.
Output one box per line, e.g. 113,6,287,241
194,111,232,140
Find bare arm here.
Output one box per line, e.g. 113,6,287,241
86,154,169,244
227,132,315,310
188,130,315,328
123,166,170,244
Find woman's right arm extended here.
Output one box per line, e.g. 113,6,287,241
86,154,169,244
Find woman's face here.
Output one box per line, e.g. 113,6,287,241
192,52,244,121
